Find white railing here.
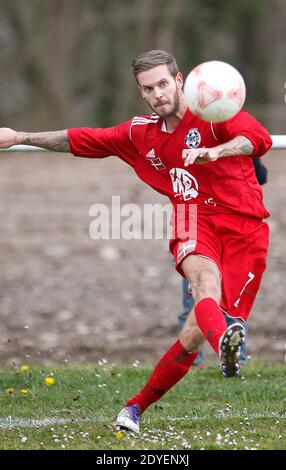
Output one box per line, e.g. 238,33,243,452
270,135,286,149
0,135,285,152
1,145,48,152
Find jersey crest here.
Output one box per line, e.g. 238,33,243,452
184,128,201,149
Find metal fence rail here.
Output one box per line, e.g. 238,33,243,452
270,135,286,149
0,135,285,152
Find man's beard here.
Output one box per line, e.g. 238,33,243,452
151,88,180,117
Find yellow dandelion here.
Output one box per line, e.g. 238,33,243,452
20,389,29,395
116,431,124,439
44,376,55,386
6,387,15,395
20,365,30,373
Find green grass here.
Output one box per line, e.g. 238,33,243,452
0,361,285,450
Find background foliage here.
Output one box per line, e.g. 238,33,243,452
0,0,285,132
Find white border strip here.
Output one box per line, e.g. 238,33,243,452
0,411,285,429
0,416,98,429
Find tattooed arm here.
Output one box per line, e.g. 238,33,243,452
0,128,70,152
215,135,254,158
182,135,254,166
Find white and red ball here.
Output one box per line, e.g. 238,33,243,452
184,60,246,122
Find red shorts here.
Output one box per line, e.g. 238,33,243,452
170,208,269,321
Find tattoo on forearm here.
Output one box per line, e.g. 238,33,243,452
218,136,254,157
21,130,70,152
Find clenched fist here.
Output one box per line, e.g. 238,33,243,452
0,128,21,149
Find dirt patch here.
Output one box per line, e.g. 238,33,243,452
0,150,285,365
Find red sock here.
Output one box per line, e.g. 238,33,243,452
194,297,227,354
127,340,197,414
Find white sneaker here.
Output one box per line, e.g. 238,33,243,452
219,323,245,378
115,405,141,433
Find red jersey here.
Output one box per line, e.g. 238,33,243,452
68,108,272,218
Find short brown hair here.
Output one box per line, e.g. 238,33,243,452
131,50,179,80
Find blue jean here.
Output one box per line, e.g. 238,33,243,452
178,277,248,365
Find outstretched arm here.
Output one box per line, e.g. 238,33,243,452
0,128,70,152
182,135,254,166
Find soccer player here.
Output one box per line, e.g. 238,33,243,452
0,50,272,433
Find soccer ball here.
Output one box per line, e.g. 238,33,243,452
184,60,246,122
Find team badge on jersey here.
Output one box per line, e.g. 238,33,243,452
184,128,201,149
170,168,199,201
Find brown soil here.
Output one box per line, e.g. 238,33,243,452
0,149,285,366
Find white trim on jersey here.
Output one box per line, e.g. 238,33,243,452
129,114,159,141
161,120,167,132
210,122,219,141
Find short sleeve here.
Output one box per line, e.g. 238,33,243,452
215,110,272,157
68,119,138,167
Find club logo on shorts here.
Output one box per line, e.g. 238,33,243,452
184,128,201,149
170,168,199,201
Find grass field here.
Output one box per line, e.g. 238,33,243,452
0,361,285,450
